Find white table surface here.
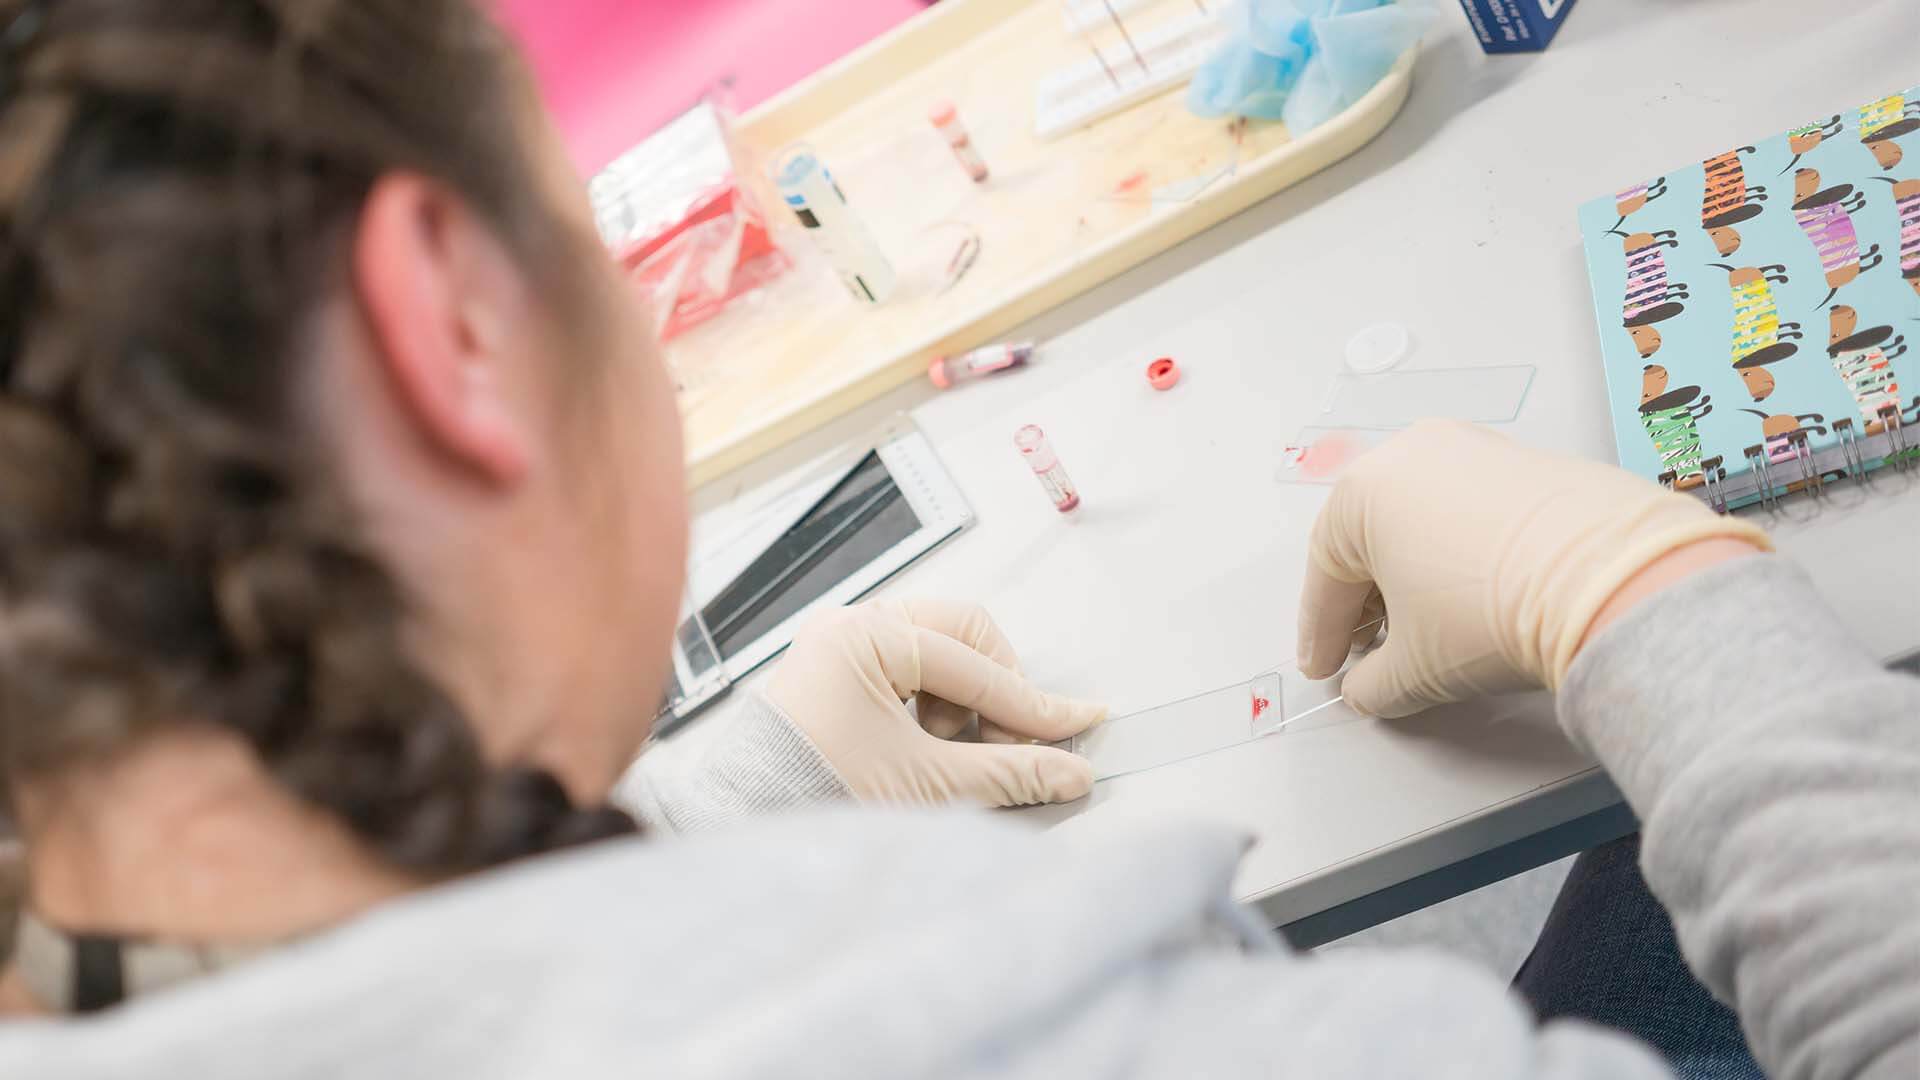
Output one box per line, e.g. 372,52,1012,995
672,0,1920,926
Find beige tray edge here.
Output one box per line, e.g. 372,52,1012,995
740,0,1035,151
689,46,1419,486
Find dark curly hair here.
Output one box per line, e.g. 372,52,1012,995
0,0,635,875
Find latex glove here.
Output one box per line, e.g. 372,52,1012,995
1297,421,1771,718
766,599,1107,806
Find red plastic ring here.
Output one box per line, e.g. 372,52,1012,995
1146,356,1180,391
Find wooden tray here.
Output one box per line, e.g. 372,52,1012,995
671,0,1418,484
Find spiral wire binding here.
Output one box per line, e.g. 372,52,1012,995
1744,446,1778,512
1789,430,1822,499
1738,413,1920,516
1882,406,1911,472
1835,419,1867,482
1698,455,1728,515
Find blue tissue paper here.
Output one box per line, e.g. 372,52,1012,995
1186,0,1434,133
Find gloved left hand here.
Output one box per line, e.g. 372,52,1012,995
765,599,1106,806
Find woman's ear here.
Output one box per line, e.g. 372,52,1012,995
351,174,530,487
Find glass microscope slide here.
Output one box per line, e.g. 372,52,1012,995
1318,364,1536,428
1065,633,1379,782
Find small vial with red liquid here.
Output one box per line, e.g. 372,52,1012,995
928,341,1032,389
1014,424,1080,513
929,100,990,183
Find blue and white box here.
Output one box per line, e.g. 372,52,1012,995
1455,0,1575,53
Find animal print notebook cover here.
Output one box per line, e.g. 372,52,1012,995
1578,86,1920,499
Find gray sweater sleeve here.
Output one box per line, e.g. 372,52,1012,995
1141,553,1916,1080
613,692,850,834
1557,554,1920,1080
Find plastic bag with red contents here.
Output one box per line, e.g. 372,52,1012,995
588,101,789,342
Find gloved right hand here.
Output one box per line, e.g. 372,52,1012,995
1297,421,1771,718
766,599,1106,807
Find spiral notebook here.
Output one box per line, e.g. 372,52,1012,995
1578,85,1920,513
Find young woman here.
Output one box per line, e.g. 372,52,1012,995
0,2,1913,1078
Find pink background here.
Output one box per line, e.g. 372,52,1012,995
494,0,925,174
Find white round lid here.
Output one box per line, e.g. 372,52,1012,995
1344,321,1410,375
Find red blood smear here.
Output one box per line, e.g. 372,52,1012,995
1113,169,1149,195
1300,434,1358,482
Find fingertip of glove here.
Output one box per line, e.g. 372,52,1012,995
1077,699,1110,729
1048,695,1109,735
1039,748,1095,803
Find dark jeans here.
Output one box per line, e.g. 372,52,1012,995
1513,834,1764,1080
